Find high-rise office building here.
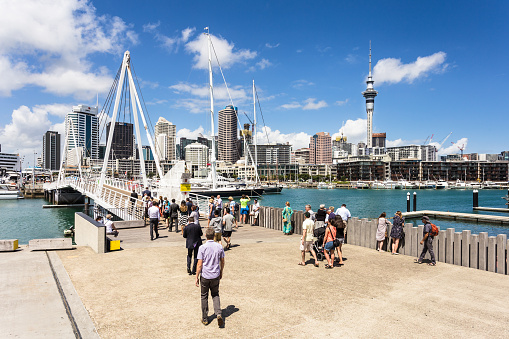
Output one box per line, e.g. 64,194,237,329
239,123,252,158
362,42,378,149
179,136,212,160
142,145,154,161
294,148,310,164
65,105,99,160
218,105,239,163
106,122,134,160
42,131,61,171
185,142,209,169
309,132,332,164
154,117,176,161
248,143,291,164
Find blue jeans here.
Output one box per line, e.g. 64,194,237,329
324,241,335,251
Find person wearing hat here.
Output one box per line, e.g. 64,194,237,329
315,204,327,229
104,214,119,237
251,199,260,226
417,216,436,266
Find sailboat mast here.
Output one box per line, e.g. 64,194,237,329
206,28,217,189
253,79,259,184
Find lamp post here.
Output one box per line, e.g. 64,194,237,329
33,151,37,188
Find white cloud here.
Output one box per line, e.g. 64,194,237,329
181,27,196,43
177,126,207,141
373,52,448,85
302,98,327,110
144,23,195,52
255,126,311,150
170,82,248,101
292,79,314,89
345,54,357,64
185,32,257,70
332,118,367,144
279,98,328,110
265,43,280,48
33,103,72,118
256,58,272,70
335,99,349,106
280,102,302,110
0,0,137,99
386,139,407,148
0,105,55,162
431,137,468,156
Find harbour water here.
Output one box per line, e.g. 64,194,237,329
0,189,508,243
0,198,81,244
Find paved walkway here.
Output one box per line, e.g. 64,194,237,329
58,224,509,338
0,249,76,338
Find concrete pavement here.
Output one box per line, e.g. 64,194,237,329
57,225,509,338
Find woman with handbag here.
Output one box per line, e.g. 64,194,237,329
282,201,293,235
390,211,405,254
323,219,337,269
376,212,391,252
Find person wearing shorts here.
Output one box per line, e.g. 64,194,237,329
210,209,222,243
222,208,234,250
239,195,250,224
298,212,319,267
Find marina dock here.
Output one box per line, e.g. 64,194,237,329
473,206,509,213
402,210,509,224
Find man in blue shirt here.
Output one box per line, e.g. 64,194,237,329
196,228,225,327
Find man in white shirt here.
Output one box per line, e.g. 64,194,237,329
298,212,319,267
336,204,351,222
305,204,315,221
148,201,160,240
104,214,119,237
251,199,260,226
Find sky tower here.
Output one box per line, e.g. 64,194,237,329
362,41,378,149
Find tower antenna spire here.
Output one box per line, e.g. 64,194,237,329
369,40,372,76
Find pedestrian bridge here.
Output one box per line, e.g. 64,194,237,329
44,177,210,221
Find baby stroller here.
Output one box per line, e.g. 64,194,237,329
313,226,326,261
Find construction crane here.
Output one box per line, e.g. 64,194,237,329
451,141,465,157
438,132,453,148
424,134,434,145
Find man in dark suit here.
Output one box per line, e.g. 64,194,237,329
130,189,138,211
169,198,179,232
183,216,203,275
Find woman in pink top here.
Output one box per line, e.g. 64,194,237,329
323,219,337,269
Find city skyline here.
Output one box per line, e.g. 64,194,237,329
0,1,507,163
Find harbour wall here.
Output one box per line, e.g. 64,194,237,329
257,206,509,275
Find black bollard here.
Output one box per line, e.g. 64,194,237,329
473,189,478,208
406,192,411,212
413,192,417,211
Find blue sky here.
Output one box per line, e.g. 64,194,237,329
0,0,507,165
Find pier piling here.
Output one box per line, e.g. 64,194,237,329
413,192,417,212
473,189,479,208
406,192,410,212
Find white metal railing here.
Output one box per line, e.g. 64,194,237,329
189,192,212,217
55,177,145,221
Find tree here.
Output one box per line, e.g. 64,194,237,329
298,173,310,181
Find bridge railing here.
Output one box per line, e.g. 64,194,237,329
59,177,146,221
189,192,212,217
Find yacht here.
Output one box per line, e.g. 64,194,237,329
423,181,437,189
317,182,328,189
450,180,467,189
436,180,449,189
371,181,386,189
0,183,21,200
356,181,369,189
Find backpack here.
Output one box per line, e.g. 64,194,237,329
234,202,240,211
430,223,439,237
